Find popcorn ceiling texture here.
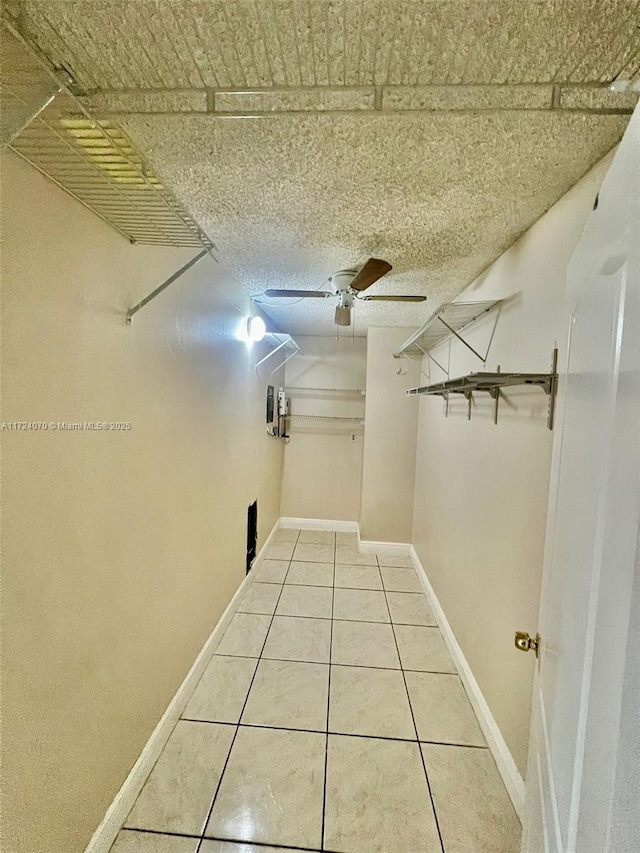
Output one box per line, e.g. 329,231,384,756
10,0,640,90
214,87,376,113
559,87,640,111
86,90,209,114
121,111,626,335
381,85,555,112
8,0,640,334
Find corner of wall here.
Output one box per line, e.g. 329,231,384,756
360,327,421,542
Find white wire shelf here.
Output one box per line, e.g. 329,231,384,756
2,20,215,250
284,387,365,397
393,300,501,357
284,414,364,433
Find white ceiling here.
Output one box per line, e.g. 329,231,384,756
8,0,640,335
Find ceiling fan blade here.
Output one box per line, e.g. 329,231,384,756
334,305,352,326
263,289,331,298
349,258,392,292
361,295,427,302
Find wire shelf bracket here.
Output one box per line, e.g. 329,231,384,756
254,334,303,374
393,300,502,368
126,250,210,323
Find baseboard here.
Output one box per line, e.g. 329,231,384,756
279,516,359,533
83,520,281,853
409,545,526,821
360,538,409,549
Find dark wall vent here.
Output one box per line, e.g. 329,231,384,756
266,385,275,423
246,500,258,574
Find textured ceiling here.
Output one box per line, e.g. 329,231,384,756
9,0,640,89
118,111,627,334
6,0,640,335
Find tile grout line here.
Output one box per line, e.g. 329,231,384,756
179,717,490,750
379,553,447,853
320,531,336,852
118,827,200,841
240,607,439,628
280,527,301,586
212,654,457,675
272,575,381,587
194,529,301,852
121,825,329,851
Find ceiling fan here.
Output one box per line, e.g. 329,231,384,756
262,258,426,326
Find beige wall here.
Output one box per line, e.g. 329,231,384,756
360,327,421,542
280,336,366,521
412,153,614,777
0,153,285,853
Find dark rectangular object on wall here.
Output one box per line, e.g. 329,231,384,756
266,385,275,423
246,500,258,574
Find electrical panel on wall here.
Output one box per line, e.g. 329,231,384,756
266,386,289,440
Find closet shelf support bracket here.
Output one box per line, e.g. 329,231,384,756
407,347,559,430
126,250,209,323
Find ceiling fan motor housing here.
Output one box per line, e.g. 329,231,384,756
330,271,357,326
330,269,358,295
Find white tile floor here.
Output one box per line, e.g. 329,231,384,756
112,528,521,853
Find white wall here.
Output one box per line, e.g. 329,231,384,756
1,152,285,853
280,336,366,521
360,327,421,542
412,152,615,777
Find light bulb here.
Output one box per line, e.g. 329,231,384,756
236,318,250,342
249,315,266,342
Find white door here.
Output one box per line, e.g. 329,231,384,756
522,105,640,853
